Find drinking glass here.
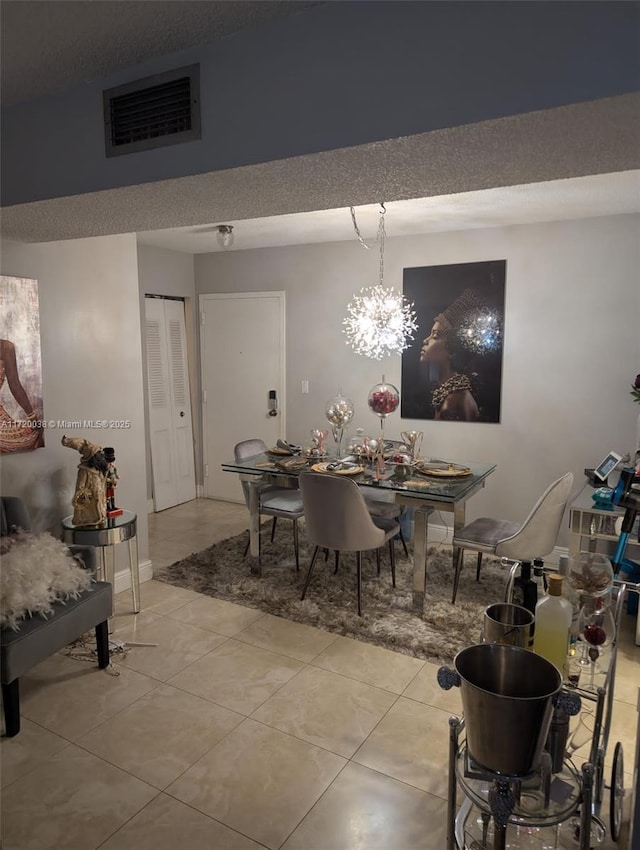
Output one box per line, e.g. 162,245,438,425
576,596,616,690
566,710,595,758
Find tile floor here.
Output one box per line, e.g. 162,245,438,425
1,498,638,849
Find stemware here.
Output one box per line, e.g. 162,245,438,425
367,376,399,444
325,393,354,458
576,596,616,690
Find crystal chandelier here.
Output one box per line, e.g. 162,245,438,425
343,205,417,360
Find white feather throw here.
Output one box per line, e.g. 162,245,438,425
1,532,92,631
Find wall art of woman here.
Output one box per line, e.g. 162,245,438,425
401,260,505,423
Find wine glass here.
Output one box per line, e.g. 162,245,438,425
576,596,616,690
566,710,595,759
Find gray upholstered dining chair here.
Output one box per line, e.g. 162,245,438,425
234,439,304,571
450,471,574,603
299,471,400,616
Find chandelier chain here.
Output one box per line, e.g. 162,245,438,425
349,203,386,252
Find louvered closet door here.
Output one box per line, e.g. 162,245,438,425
145,296,196,511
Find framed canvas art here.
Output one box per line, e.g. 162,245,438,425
401,260,506,423
0,275,44,452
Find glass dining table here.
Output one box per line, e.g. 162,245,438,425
222,450,497,613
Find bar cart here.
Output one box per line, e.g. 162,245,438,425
500,559,636,845
445,714,596,849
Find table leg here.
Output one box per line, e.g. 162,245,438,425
248,482,261,577
128,535,141,613
103,545,116,617
412,507,429,612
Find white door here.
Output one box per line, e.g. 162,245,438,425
200,292,285,501
145,296,197,510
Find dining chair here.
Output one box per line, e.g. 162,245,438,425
299,471,400,616
450,471,574,604
234,439,304,571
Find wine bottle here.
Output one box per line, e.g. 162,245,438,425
533,557,548,594
512,560,538,646
533,574,572,674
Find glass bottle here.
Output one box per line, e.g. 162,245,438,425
533,573,572,674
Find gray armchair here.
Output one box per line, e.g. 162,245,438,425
1,496,112,737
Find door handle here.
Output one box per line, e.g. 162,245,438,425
268,390,278,417
180,411,185,417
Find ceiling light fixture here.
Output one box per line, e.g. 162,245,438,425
216,224,234,249
343,204,417,360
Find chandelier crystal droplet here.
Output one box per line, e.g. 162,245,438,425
343,205,418,360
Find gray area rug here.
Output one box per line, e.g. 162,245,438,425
155,524,508,665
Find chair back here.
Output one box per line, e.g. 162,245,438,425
299,472,386,553
495,472,574,558
234,439,269,509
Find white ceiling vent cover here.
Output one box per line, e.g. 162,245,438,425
103,64,200,157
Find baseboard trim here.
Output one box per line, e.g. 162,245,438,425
113,559,153,595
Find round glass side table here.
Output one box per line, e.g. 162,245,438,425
61,510,140,615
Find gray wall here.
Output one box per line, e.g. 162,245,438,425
194,213,640,546
0,235,149,569
3,1,638,206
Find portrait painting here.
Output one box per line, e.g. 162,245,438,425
0,275,44,452
401,260,506,423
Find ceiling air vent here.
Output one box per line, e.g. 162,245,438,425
103,64,200,157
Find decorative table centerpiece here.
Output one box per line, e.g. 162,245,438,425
367,375,399,445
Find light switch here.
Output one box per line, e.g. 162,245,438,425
301,380,309,394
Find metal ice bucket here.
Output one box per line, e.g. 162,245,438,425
438,643,562,776
483,602,534,648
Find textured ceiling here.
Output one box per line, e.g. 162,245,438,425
1,3,638,251
0,0,321,106
3,94,639,247
136,172,640,253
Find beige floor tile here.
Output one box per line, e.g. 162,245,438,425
167,719,345,850
99,793,264,850
312,635,425,693
235,612,338,662
611,642,640,706
113,610,227,681
77,683,243,789
252,665,397,757
166,594,265,636
353,696,452,798
1,742,157,850
149,538,201,569
0,717,68,788
402,659,464,713
114,578,202,617
18,653,157,741
168,638,304,714
282,761,448,850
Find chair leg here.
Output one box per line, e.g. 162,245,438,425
301,546,321,601
293,519,300,572
389,539,396,588
270,517,277,543
476,552,483,582
324,548,329,562
2,680,20,737
333,551,340,575
96,620,110,668
398,525,409,558
356,552,363,616
452,548,465,604
376,548,381,575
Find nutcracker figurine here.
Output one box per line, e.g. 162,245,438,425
103,446,123,518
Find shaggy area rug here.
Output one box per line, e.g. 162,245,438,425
155,524,509,665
